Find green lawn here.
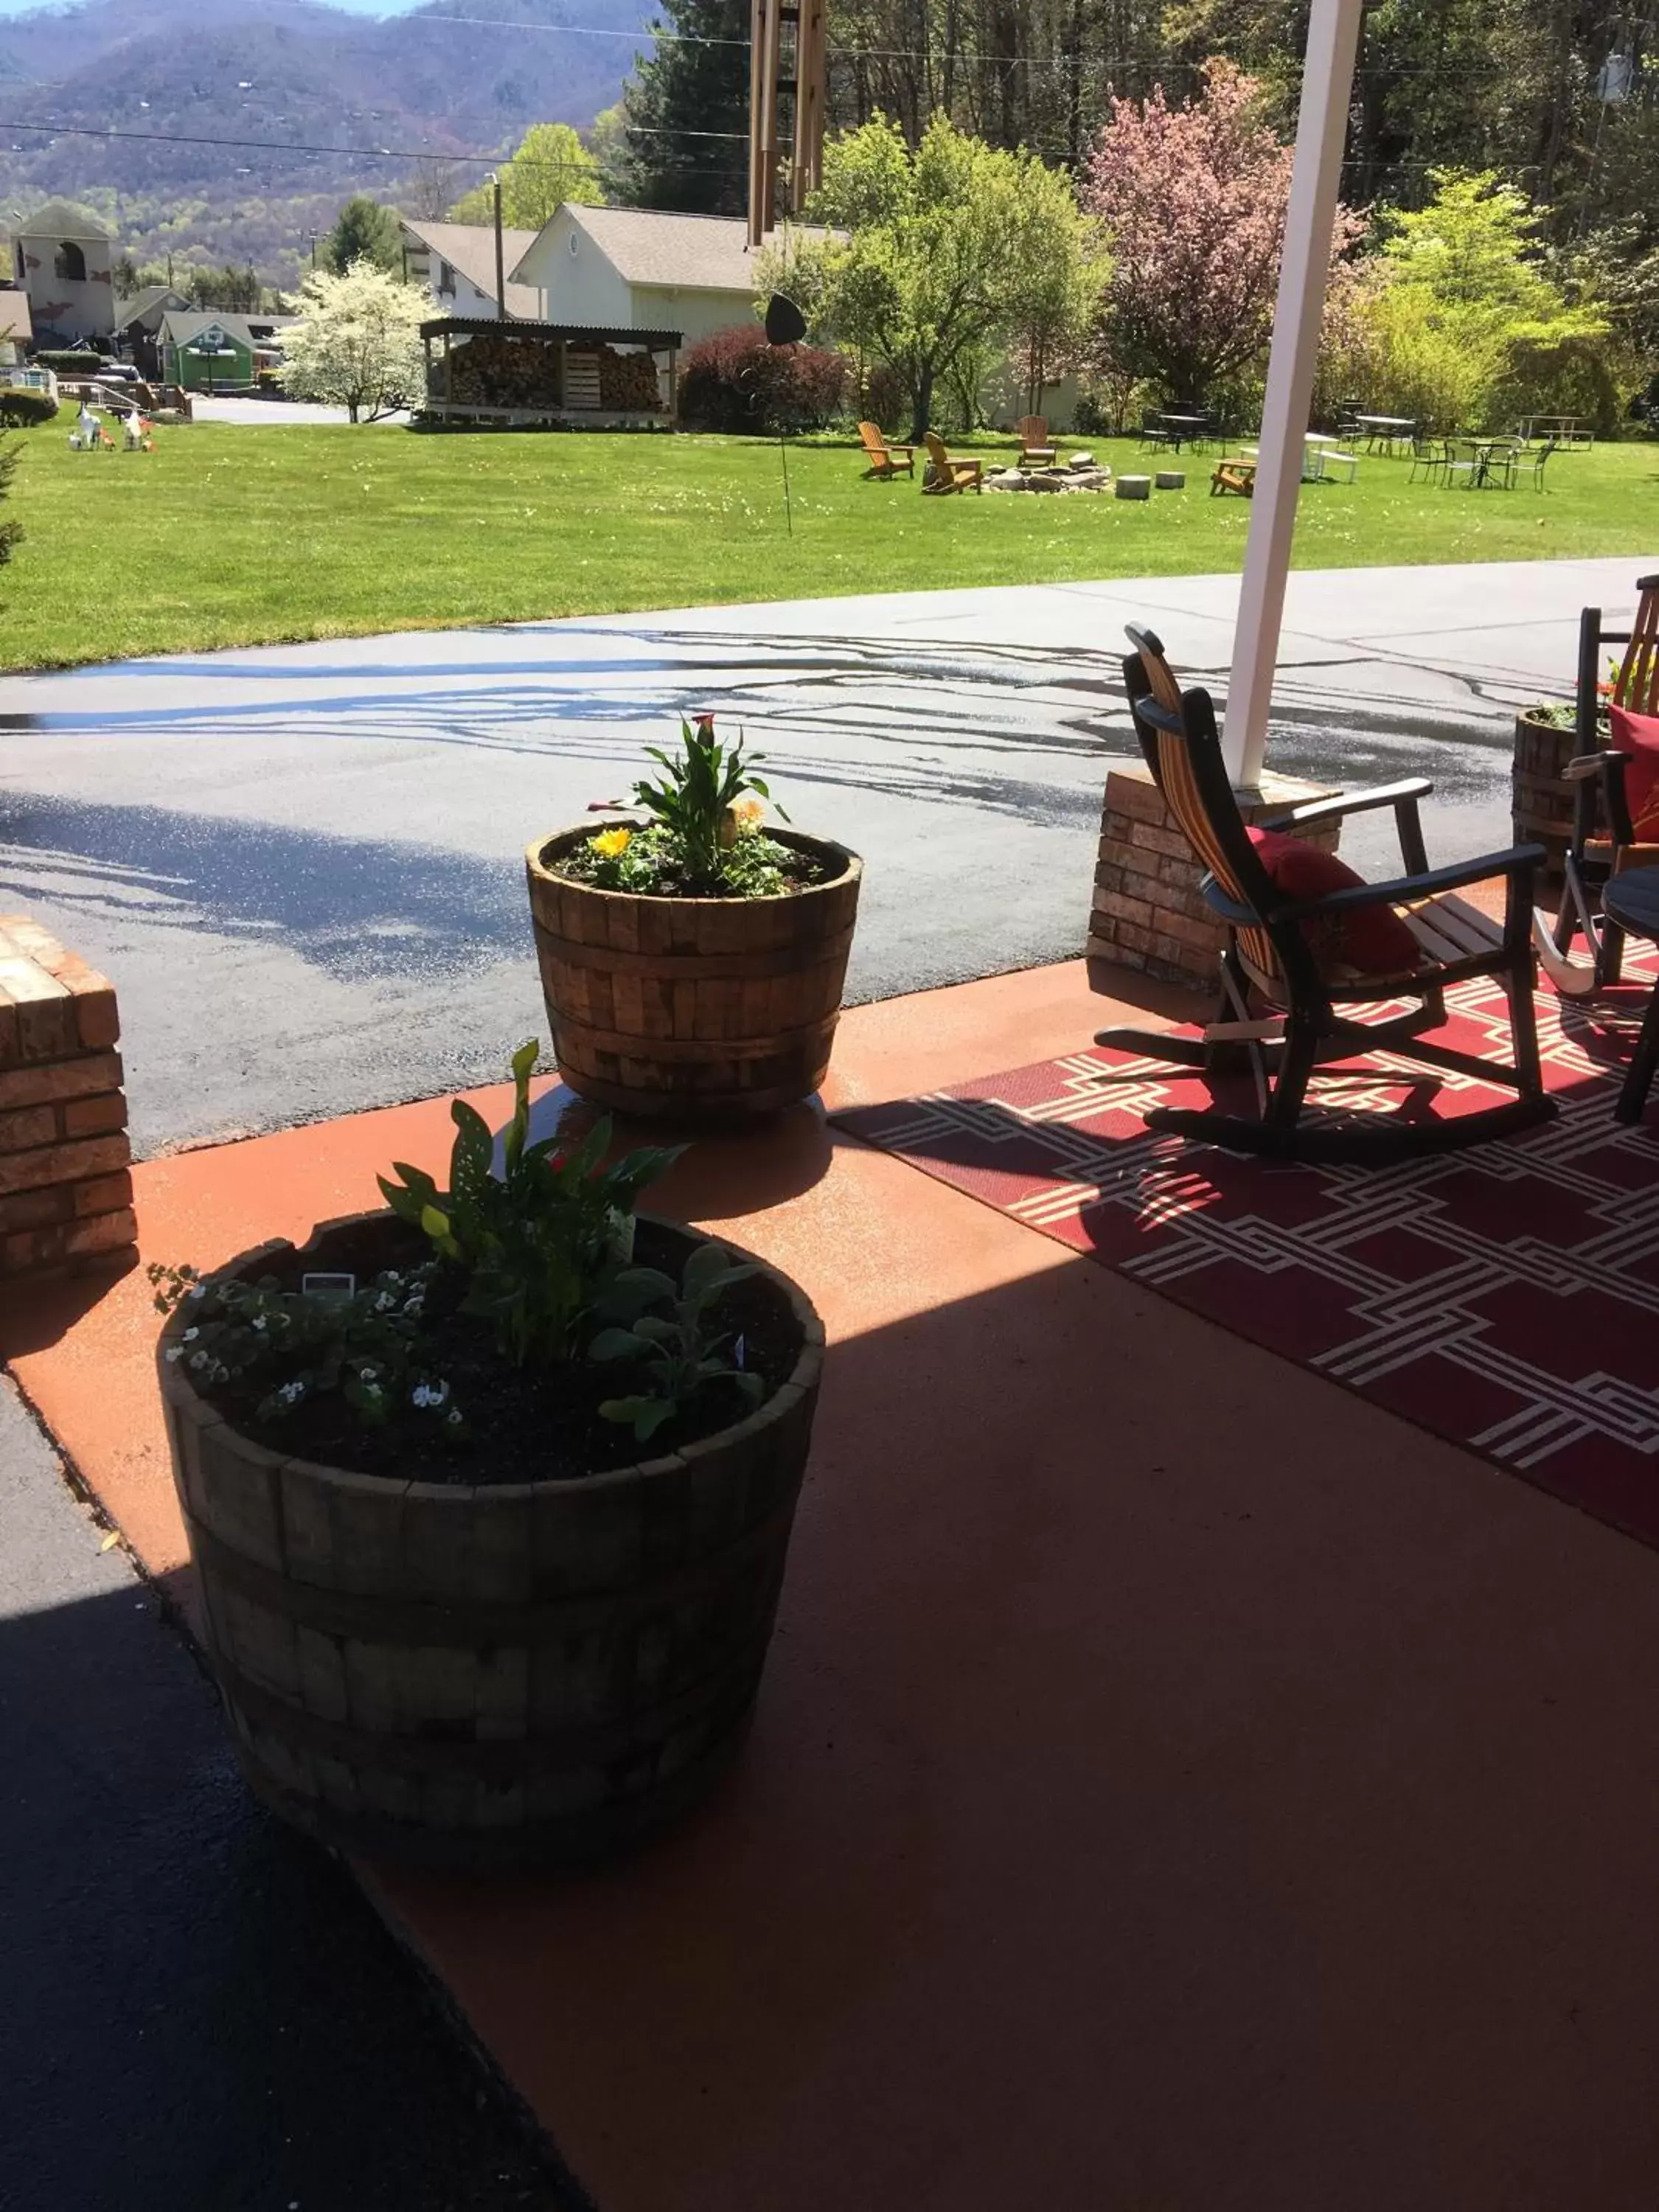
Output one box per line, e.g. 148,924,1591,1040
4,422,1657,670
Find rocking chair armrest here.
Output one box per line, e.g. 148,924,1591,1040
1272,844,1546,923
1262,776,1433,876
1260,776,1433,832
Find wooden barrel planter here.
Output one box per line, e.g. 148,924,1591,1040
526,824,863,1122
159,1216,824,1870
1512,707,1580,880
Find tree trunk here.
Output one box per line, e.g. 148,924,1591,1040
909,361,934,448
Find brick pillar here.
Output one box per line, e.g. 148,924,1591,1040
0,915,136,1279
1088,761,1343,988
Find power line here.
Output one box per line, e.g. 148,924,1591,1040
0,116,749,164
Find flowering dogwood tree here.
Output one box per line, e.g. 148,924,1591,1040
1082,60,1363,407
280,260,428,422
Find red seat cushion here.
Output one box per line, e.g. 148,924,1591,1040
1607,704,1659,839
1246,827,1422,975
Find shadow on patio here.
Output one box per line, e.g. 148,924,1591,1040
5,958,1658,2211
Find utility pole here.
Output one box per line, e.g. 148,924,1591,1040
488,173,506,318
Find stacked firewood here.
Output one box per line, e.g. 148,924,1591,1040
447,332,563,407
591,347,662,411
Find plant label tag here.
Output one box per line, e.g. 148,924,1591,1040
302,1271,357,1306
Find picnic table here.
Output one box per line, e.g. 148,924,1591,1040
1239,432,1351,484
1517,414,1591,448
1353,414,1417,453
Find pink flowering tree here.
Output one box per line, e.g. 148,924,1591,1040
1082,60,1365,409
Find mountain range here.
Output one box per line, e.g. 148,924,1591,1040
0,0,653,280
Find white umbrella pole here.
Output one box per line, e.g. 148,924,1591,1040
1222,0,1365,788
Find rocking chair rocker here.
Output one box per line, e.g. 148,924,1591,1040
1092,628,1557,1164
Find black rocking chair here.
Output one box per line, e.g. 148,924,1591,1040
1092,627,1557,1164
1540,571,1659,998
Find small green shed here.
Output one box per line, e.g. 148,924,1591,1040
159,311,255,392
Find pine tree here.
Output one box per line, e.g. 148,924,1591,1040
324,196,405,277
618,0,750,215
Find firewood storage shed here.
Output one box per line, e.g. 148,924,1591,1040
418,317,682,427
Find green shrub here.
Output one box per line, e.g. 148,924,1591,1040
0,389,58,427
35,349,101,376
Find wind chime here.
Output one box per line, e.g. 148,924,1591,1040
748,0,827,247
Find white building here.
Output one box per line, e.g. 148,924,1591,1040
13,201,116,347
510,204,830,349
399,219,540,320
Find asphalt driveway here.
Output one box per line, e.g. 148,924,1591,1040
0,556,1635,1155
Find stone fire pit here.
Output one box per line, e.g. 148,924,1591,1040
989,453,1113,494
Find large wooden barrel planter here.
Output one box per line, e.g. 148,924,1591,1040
158,1215,824,1870
1512,706,1581,880
526,824,863,1122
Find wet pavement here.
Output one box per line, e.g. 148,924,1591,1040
0,557,1636,1155
0,1377,580,2212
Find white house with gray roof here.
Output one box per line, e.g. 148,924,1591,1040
399,218,540,321
510,204,830,348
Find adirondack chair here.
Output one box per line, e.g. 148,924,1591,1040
1017,415,1057,466
1546,572,1659,993
922,432,983,493
1091,627,1554,1163
858,420,914,478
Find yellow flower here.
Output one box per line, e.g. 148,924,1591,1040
731,795,766,827
593,827,633,858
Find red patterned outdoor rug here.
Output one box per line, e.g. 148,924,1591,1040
838,960,1659,1549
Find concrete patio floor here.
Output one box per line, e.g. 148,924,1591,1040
0,554,1636,1156
6,956,1657,2212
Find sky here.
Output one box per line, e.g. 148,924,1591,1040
0,0,435,11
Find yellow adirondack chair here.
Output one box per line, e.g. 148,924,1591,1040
857,420,914,478
922,431,983,494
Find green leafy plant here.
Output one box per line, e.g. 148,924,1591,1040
378,1038,680,1368
631,713,785,889
150,1257,462,1433
589,1239,765,1444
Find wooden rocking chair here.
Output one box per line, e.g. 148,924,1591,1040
1092,627,1556,1163
1543,572,1659,995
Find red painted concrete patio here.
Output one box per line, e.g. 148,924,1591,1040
5,958,1658,2211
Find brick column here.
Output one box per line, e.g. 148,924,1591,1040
1088,761,1343,988
0,915,136,1279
